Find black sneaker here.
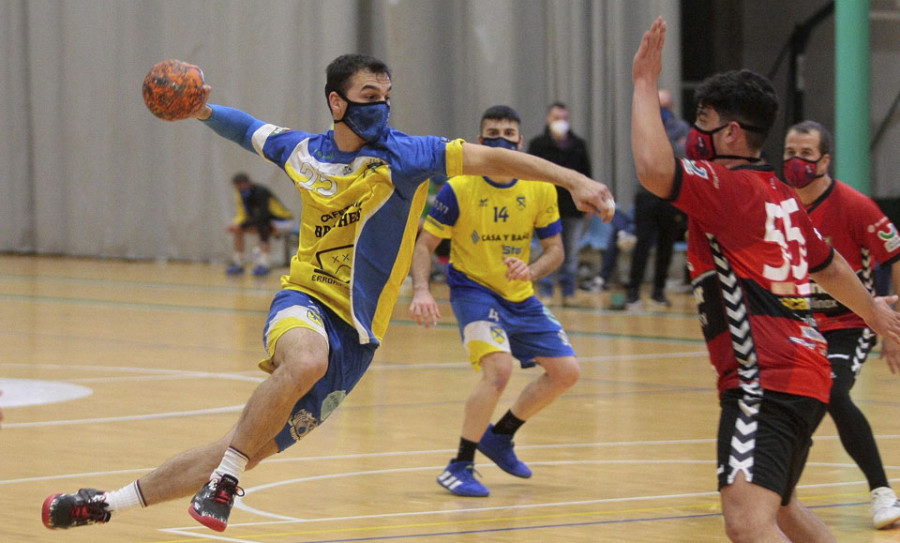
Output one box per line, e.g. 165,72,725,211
42,489,111,529
624,291,641,309
188,475,244,532
650,293,671,307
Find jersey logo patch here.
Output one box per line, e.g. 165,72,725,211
288,409,319,442
314,245,353,283
877,224,900,252
681,158,709,180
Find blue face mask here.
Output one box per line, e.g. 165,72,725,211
239,189,252,198
336,91,390,143
481,137,518,151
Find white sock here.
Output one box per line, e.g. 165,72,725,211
257,251,269,267
104,481,145,513
211,447,249,481
232,252,243,266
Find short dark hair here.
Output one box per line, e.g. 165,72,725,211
324,54,391,100
788,120,832,157
694,69,779,151
481,105,521,125
231,172,250,185
548,101,568,112
480,105,521,132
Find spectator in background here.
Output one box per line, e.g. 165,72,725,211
582,205,636,292
528,102,593,306
624,89,689,308
226,172,295,276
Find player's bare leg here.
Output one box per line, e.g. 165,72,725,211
720,473,793,542
777,490,836,543
437,352,513,497
139,431,278,505
461,352,513,442
228,224,246,253
226,224,247,274
42,428,280,529
230,327,327,458
508,356,580,420
188,327,328,530
478,355,579,482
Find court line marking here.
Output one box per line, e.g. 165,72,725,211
5,435,898,486
0,270,278,294
155,475,893,543
5,358,899,538
159,501,869,543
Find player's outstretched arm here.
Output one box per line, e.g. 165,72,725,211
460,143,615,222
880,260,900,374
631,17,677,199
409,230,443,328
811,252,900,348
194,105,266,153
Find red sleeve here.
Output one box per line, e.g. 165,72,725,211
670,158,739,233
848,189,900,265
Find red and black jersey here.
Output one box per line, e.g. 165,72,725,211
669,159,834,403
805,179,900,332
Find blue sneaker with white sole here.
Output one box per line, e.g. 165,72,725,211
225,264,245,275
477,424,532,478
436,459,489,497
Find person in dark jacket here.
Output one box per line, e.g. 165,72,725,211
527,102,593,306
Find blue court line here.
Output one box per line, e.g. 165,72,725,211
0,270,277,295
285,501,867,542
0,292,705,344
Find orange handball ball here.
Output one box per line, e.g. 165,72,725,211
142,59,209,121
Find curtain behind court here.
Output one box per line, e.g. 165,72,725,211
0,0,679,260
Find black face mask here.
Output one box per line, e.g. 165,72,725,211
334,90,390,143
480,137,518,151
685,122,764,162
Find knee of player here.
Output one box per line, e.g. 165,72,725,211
556,358,581,388
722,507,768,543
480,353,514,390
274,354,328,388
723,519,758,543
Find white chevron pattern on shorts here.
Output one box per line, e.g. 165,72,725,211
852,328,876,376
859,248,873,289
707,234,761,484
852,248,875,376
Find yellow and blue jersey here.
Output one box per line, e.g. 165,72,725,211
423,175,561,302
203,105,464,345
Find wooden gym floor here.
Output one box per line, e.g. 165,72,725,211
1,254,899,542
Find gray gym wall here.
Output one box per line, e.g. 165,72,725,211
1,0,896,261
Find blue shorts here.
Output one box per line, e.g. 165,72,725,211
262,289,377,452
449,284,574,369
